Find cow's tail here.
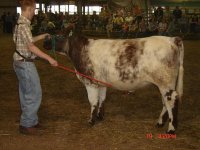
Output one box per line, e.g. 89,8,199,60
175,37,184,102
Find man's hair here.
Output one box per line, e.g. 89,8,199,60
18,0,35,11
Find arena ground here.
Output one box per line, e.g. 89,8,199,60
0,33,199,150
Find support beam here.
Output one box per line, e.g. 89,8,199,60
76,0,83,16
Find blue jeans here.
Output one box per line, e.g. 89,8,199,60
13,61,42,127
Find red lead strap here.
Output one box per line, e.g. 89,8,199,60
57,64,112,88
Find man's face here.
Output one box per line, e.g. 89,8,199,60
30,4,36,19
26,4,35,20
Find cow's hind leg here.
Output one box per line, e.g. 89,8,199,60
156,98,168,128
97,87,107,121
160,89,179,134
85,85,99,126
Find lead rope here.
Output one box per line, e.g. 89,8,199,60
57,64,112,87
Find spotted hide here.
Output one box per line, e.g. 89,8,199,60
62,35,184,134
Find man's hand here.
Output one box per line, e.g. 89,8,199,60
48,57,58,67
33,33,51,42
44,33,51,39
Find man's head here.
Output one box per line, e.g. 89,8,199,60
127,12,131,16
19,0,35,20
176,6,179,9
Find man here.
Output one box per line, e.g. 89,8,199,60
1,12,6,33
113,14,124,31
5,12,13,33
90,11,99,30
173,6,182,21
125,12,134,25
154,6,164,23
13,0,58,135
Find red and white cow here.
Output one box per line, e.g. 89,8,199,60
62,35,184,134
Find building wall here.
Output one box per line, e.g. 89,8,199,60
0,0,18,16
150,0,200,7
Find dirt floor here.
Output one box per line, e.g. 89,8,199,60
0,33,199,150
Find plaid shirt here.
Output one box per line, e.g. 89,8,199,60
13,15,36,60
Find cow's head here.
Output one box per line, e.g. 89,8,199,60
43,23,75,55
55,33,88,57
43,30,88,62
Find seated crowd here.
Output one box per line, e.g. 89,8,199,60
2,6,200,38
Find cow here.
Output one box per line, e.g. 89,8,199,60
57,34,184,134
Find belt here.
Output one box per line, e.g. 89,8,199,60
15,50,34,62
17,58,34,62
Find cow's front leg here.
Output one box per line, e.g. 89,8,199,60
156,98,168,128
85,85,99,126
97,87,107,121
162,89,179,134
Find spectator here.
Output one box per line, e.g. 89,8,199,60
148,18,158,35
133,4,141,18
167,19,181,36
121,21,129,38
129,19,138,32
190,15,198,33
179,13,189,35
71,13,81,33
138,19,147,37
30,15,38,34
81,14,89,30
86,14,91,29
58,12,64,30
165,6,171,19
117,8,125,18
139,19,146,32
47,10,56,22
113,14,124,31
61,12,71,29
5,12,13,33
99,7,109,31
47,19,56,33
154,6,164,22
173,6,182,21
106,14,113,38
128,19,138,38
37,10,45,26
125,12,134,26
158,18,168,35
40,18,48,32
135,10,143,26
90,11,99,30
1,12,6,33
70,13,78,23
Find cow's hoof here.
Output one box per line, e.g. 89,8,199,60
88,119,95,126
96,114,104,121
156,123,165,128
166,130,175,134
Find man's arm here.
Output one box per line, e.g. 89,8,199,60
32,33,49,42
27,42,58,66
